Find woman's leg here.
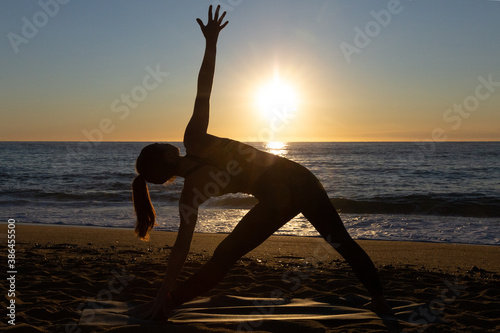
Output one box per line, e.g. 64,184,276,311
300,187,385,300
170,201,299,307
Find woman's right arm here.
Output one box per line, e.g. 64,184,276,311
127,178,207,320
184,5,228,154
158,183,202,292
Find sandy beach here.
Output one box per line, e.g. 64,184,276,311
2,224,499,332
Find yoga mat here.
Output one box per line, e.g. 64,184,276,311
79,295,434,326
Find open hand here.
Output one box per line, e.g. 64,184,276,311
196,5,229,41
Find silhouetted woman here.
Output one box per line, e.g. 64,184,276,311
129,6,392,320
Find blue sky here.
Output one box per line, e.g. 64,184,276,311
1,0,499,142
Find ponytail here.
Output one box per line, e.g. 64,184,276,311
132,175,156,241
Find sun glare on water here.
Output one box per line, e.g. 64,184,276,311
255,77,299,118
265,141,288,156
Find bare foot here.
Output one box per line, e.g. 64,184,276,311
364,297,395,316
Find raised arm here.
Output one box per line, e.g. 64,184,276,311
184,5,228,153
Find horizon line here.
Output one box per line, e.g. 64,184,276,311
1,140,499,143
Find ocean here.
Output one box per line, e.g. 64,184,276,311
1,141,499,245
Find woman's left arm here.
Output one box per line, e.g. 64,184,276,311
184,5,228,155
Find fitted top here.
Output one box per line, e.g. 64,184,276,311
185,138,279,196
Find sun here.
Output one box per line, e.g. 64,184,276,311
255,77,298,118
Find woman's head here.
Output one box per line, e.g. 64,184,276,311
136,143,180,184
132,143,180,240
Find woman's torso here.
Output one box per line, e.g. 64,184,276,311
186,138,283,196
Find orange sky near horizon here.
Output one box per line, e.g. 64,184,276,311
1,1,499,143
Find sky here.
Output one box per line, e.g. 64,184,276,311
1,0,499,142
